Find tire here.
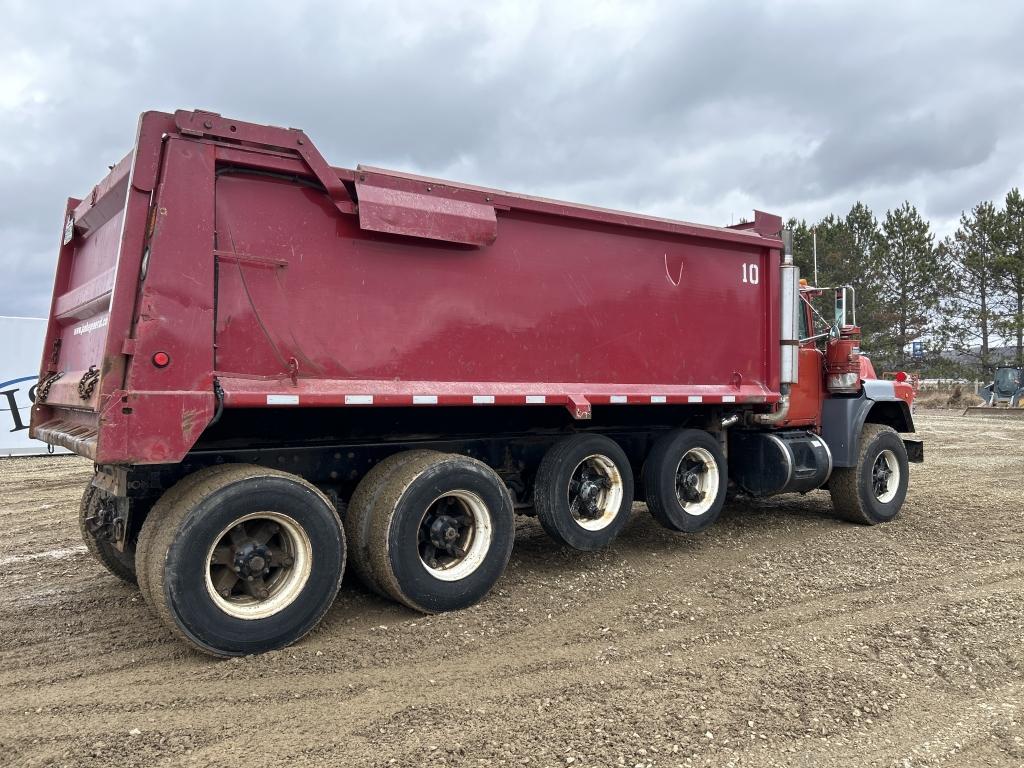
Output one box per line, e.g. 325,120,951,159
138,464,346,657
829,423,909,525
642,429,727,533
136,465,244,608
533,434,634,550
344,450,442,597
79,482,137,585
366,453,515,613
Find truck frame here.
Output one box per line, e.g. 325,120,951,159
31,110,921,656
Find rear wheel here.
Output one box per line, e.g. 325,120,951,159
829,423,909,524
366,452,515,613
534,434,634,550
642,429,727,533
79,483,137,585
344,450,442,596
138,464,345,657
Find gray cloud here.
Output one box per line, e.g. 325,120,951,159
2,0,1023,316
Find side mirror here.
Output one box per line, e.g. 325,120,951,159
834,285,857,327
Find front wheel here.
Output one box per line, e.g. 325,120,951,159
137,465,346,657
829,423,910,525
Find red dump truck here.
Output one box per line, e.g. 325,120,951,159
31,110,921,657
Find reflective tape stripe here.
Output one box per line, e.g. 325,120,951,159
525,395,546,404
266,394,299,405
413,395,438,404
344,395,374,405
722,395,736,403
650,395,667,403
687,395,703,403
472,395,495,404
610,395,628,403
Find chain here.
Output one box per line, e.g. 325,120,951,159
78,366,100,400
36,371,64,403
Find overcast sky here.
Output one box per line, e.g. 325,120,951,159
2,0,1023,317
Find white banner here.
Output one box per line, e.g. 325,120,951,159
1,316,69,456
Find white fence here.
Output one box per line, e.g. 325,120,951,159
0,316,68,456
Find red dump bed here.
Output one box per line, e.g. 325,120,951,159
31,110,784,465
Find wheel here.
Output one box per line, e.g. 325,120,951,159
136,465,245,608
365,452,515,613
642,429,727,533
344,450,442,597
533,434,634,550
829,423,909,525
138,464,345,657
79,482,137,585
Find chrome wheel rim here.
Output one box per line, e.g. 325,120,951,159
205,511,313,620
871,449,900,503
674,447,719,516
417,491,493,581
567,454,624,531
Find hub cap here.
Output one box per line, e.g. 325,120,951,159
205,511,312,620
417,491,493,581
567,454,624,531
871,449,900,504
674,447,719,516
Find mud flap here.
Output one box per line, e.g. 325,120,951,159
903,437,924,463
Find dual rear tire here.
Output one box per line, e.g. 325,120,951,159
136,465,345,657
345,452,515,613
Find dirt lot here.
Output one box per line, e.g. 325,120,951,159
1,411,1022,768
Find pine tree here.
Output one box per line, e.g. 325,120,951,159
875,202,944,369
843,203,883,350
943,202,1004,373
996,188,1024,366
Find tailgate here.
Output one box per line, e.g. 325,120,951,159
41,152,133,412
29,114,170,460
30,152,135,457
31,110,213,464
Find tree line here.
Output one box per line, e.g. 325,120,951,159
785,188,1024,377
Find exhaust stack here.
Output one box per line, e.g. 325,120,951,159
754,229,799,425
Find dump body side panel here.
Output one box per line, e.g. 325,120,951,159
213,172,781,397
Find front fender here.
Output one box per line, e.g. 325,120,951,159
821,381,916,468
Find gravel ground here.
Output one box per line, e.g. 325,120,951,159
0,411,1022,768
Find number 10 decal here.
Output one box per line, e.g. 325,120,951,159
742,263,759,284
